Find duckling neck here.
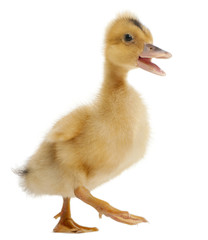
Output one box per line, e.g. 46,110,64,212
102,61,128,93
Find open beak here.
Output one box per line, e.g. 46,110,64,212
137,43,172,76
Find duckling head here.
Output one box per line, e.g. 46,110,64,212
105,13,172,76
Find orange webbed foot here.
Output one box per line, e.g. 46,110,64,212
53,217,98,233
75,186,147,226
53,198,98,234
98,205,147,225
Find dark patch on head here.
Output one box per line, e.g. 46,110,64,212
129,18,143,31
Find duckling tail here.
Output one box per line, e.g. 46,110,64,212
12,167,30,177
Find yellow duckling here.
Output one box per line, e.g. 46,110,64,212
16,13,171,233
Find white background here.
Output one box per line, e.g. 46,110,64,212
0,0,208,239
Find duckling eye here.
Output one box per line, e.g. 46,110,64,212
124,34,133,42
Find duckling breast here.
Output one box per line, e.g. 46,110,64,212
84,86,150,189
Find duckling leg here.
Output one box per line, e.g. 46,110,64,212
74,186,147,225
53,197,98,233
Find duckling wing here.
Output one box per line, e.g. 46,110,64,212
46,106,89,142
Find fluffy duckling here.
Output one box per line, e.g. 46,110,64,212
16,13,171,233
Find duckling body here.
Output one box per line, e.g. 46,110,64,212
17,13,171,233
24,67,149,197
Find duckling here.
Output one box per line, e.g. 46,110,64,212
16,13,171,233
